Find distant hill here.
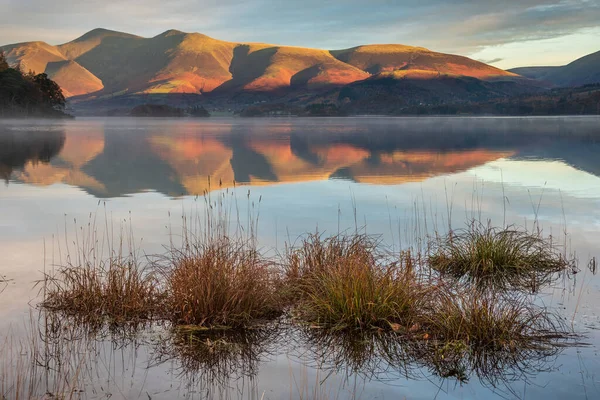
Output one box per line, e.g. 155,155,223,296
389,83,600,116
510,50,600,87
1,28,528,108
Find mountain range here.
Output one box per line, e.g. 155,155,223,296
510,50,600,87
1,29,598,113
0,29,526,102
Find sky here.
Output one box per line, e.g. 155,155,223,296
1,0,599,69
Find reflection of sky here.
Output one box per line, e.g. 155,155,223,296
471,159,600,199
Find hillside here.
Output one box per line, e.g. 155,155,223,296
301,71,543,115
44,60,104,97
390,83,600,116
2,41,67,74
1,28,525,105
510,50,600,87
331,45,517,79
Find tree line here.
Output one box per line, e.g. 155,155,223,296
0,51,68,118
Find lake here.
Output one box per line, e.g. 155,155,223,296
1,116,600,399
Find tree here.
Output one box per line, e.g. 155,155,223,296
33,73,65,109
0,51,8,73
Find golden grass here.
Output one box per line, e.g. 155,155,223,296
41,254,162,325
429,223,570,291
285,233,430,331
162,236,283,328
26,192,576,399
425,287,566,350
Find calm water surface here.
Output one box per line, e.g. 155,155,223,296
1,117,600,399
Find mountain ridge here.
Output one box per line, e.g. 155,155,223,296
1,28,522,102
510,50,600,87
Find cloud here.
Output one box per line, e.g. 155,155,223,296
477,58,504,65
0,0,599,66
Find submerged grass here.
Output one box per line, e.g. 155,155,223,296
429,223,570,292
285,233,430,331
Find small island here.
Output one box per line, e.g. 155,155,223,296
238,103,346,117
129,104,210,118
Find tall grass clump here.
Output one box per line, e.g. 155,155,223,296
40,212,162,325
286,233,429,331
42,254,161,324
162,236,282,329
429,223,569,291
425,288,567,351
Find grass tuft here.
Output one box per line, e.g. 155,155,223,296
286,233,428,331
429,223,569,291
163,236,283,329
426,287,567,350
42,255,161,325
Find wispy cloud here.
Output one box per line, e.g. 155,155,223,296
477,58,504,65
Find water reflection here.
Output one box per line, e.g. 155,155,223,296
2,308,569,400
150,326,279,391
0,125,65,182
296,328,564,394
3,117,599,198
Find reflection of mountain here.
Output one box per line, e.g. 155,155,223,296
6,118,600,198
12,124,106,193
148,135,234,195
81,129,187,197
0,127,66,182
333,150,515,185
511,137,600,179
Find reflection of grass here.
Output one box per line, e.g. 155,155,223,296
152,325,278,388
299,328,418,380
0,312,90,400
285,233,429,331
416,338,562,393
0,275,8,294
300,325,566,392
429,223,569,292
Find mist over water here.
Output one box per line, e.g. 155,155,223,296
1,116,600,399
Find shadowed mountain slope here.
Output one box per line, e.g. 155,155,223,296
510,50,600,87
2,41,67,74
45,60,104,97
